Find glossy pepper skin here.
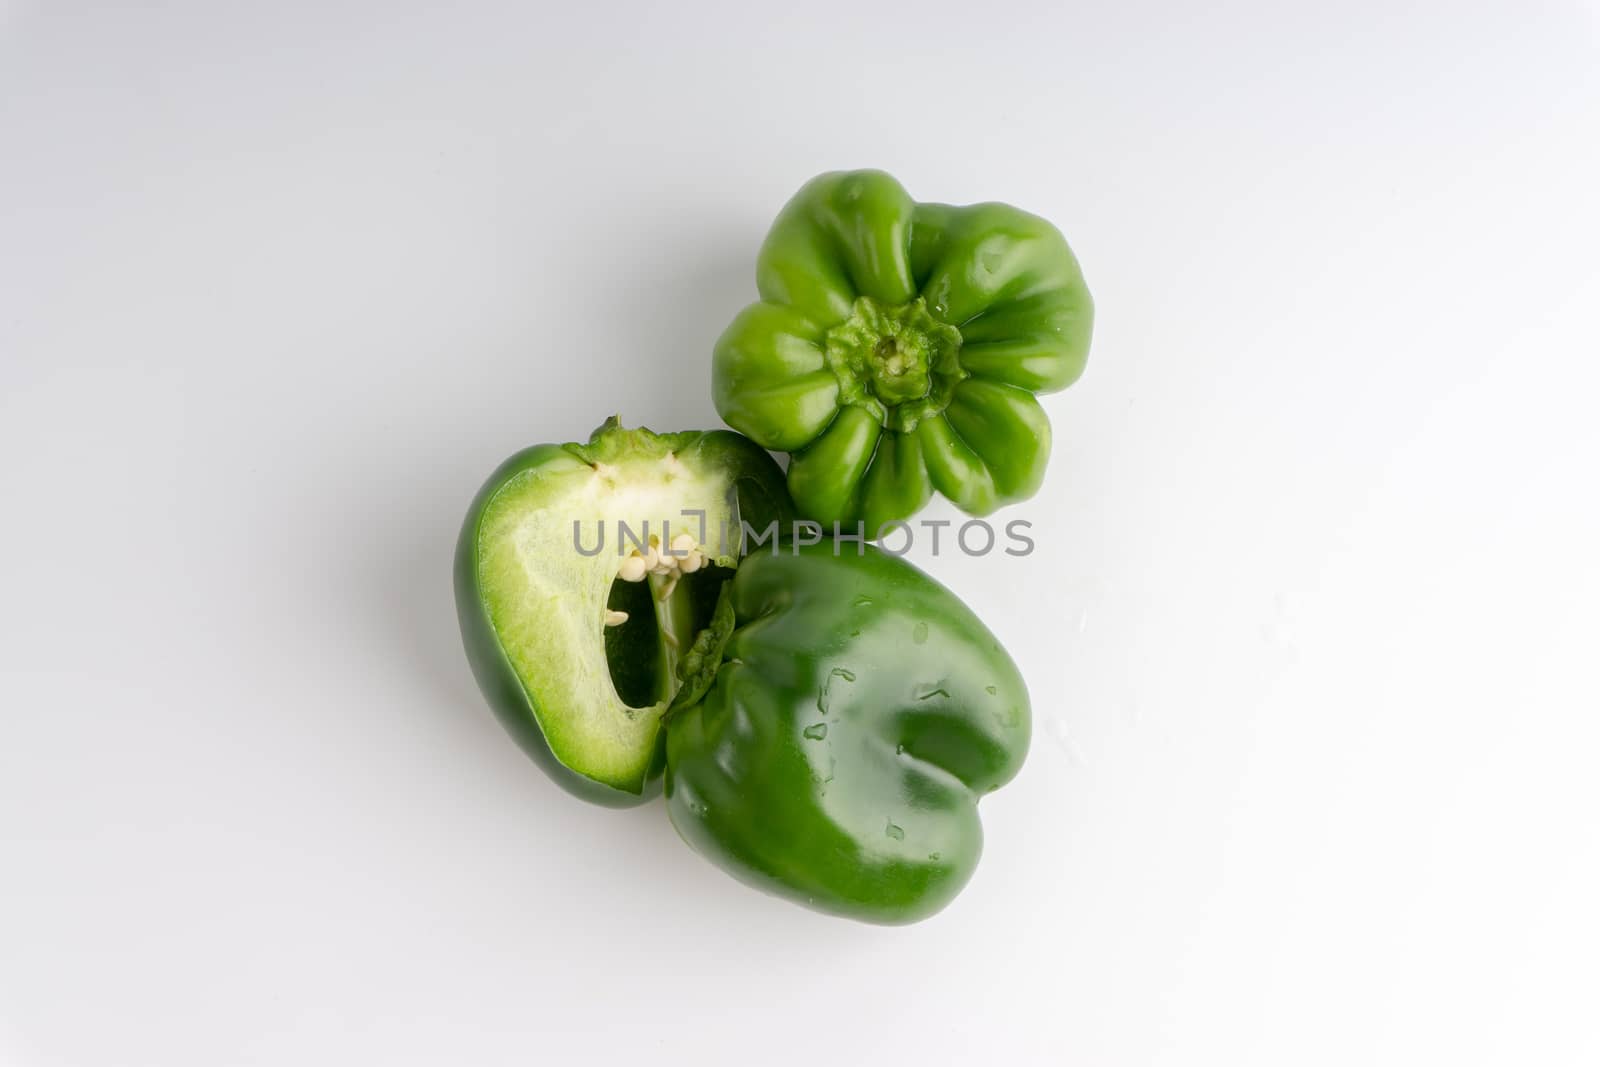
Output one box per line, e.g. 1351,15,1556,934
663,542,1030,924
455,419,792,807
713,169,1093,530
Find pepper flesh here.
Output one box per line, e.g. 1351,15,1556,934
663,542,1031,924
714,169,1093,531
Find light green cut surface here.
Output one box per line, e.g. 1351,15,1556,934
475,450,743,791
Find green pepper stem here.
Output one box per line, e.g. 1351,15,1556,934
648,571,697,702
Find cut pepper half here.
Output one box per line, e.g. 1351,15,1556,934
454,418,793,805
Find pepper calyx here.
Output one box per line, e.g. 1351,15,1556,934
823,297,966,433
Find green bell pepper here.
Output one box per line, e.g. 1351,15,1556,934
454,418,792,806
664,541,1030,924
714,169,1094,530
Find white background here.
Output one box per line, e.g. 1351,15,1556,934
3,2,1598,1064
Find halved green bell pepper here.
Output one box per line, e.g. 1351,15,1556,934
454,418,792,806
714,169,1094,530
664,541,1031,924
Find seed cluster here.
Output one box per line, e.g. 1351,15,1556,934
617,532,704,583
604,533,705,628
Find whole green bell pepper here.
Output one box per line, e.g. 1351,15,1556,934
713,169,1094,531
454,418,792,806
664,541,1031,924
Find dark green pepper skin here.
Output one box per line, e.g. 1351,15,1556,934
664,542,1030,923
714,169,1093,530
